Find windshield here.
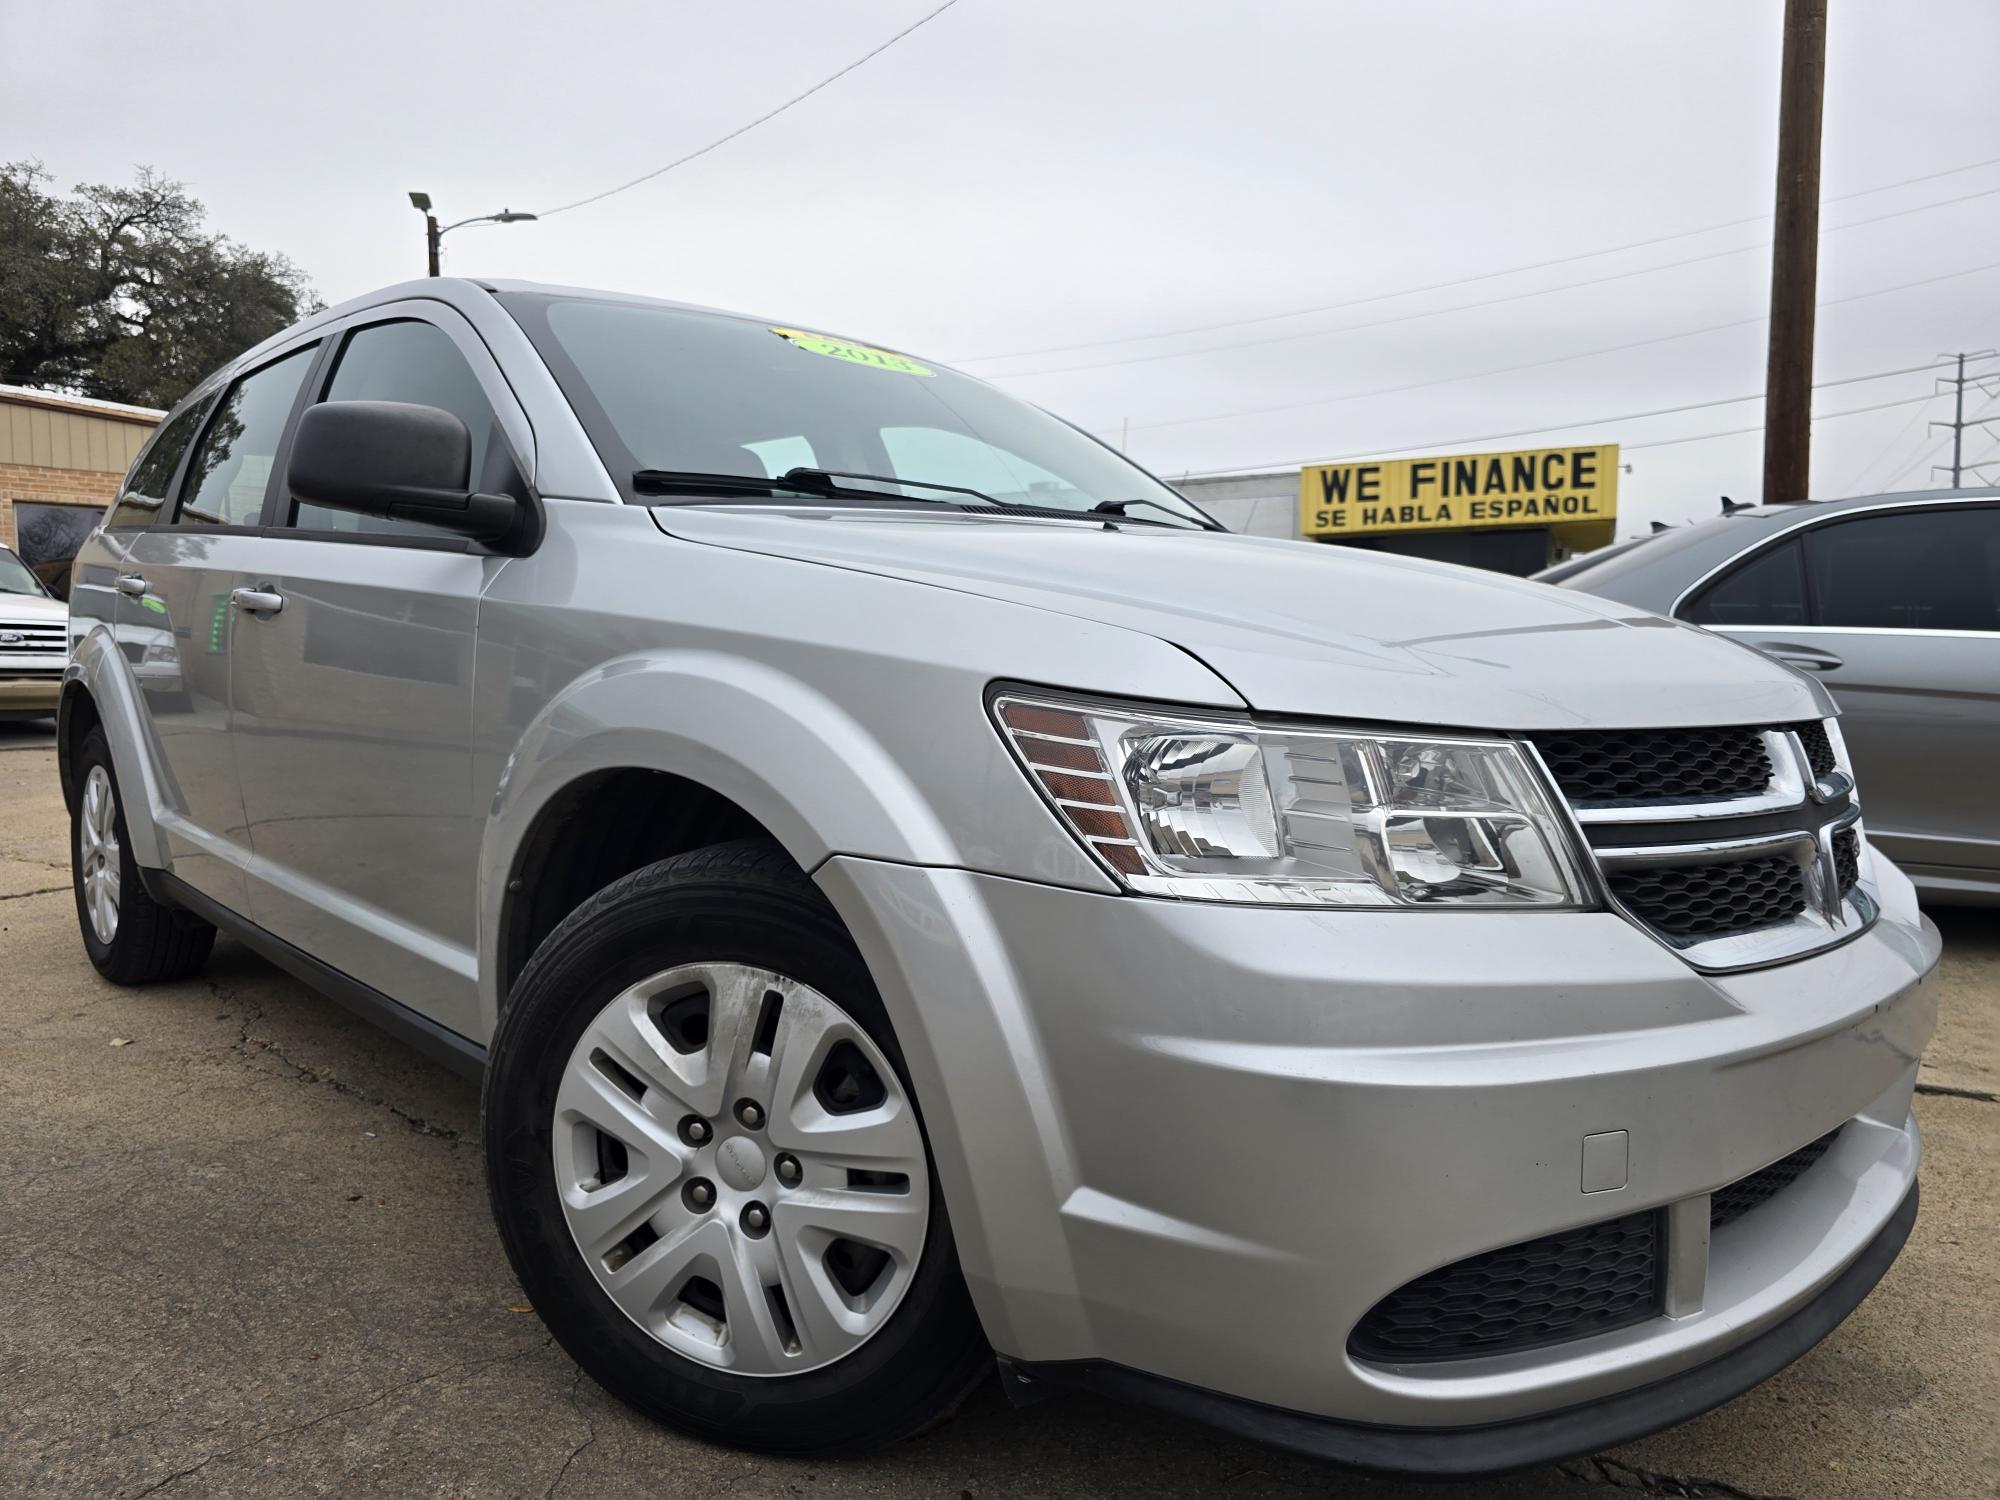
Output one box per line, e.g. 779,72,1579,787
0,548,47,597
504,293,1214,528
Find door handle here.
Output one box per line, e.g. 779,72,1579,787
230,586,286,616
1763,643,1843,672
115,574,149,598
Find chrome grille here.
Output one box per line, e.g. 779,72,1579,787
1531,718,1872,970
0,621,67,657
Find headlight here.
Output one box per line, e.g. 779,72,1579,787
994,692,1592,908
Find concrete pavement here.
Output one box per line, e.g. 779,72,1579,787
0,724,1993,1498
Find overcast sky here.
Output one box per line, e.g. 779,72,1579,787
7,0,1998,534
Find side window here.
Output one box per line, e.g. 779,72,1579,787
1685,539,1807,627
1804,507,2000,632
292,320,498,536
177,347,317,527
107,399,211,528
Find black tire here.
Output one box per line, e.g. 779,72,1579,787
483,839,990,1455
70,727,215,985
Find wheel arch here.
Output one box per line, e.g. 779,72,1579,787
476,650,959,1037
58,637,170,869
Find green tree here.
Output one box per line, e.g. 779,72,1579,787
0,161,319,410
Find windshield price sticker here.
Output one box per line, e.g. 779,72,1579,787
771,327,934,377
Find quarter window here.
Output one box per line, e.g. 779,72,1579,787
107,399,211,528
1684,539,1807,626
176,347,317,527
292,320,498,536
1804,507,2000,632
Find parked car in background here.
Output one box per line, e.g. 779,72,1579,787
0,544,66,721
58,279,1938,1477
1542,489,1999,906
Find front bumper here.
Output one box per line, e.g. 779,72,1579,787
819,849,1939,1441
0,670,61,714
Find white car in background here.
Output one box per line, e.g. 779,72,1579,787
0,545,67,722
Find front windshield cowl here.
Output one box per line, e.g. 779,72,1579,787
501,291,1218,532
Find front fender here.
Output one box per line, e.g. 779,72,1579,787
477,649,978,1033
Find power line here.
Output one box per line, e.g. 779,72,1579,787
980,185,2000,380
1112,260,2000,440
1174,369,1970,478
537,0,963,218
954,155,2000,364
1622,391,1948,454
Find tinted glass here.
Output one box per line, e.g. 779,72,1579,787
1805,507,2000,631
515,296,1210,526
107,399,211,528
293,320,496,535
1685,539,1807,626
178,347,316,527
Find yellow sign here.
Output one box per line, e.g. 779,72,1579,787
771,327,934,377
1300,444,1618,544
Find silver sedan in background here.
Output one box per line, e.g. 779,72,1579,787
1542,489,2000,905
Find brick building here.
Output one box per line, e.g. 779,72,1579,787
1,384,162,596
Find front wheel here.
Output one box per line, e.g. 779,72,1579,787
483,840,989,1454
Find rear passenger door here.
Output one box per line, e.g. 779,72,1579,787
110,342,318,913
224,305,532,1037
1685,502,2000,882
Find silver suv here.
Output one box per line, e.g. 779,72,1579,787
60,279,1939,1478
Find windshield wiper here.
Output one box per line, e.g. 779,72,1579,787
1091,497,1222,530
632,466,1192,528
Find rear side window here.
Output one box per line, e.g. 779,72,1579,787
107,400,211,528
291,320,497,537
177,347,316,527
1804,507,2000,632
1684,539,1807,626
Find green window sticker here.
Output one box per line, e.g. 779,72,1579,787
771,327,933,377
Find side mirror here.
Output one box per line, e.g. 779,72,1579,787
287,401,539,553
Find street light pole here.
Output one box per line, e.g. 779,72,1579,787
1760,0,1828,503
408,192,536,277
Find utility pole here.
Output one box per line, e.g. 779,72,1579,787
1761,0,1828,503
425,214,442,277
1928,351,2000,487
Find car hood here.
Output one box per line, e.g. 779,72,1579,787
0,592,65,625
650,508,1831,731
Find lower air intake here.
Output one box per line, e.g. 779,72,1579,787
1348,1212,1662,1364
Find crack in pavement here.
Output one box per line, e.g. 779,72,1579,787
543,1362,599,1499
0,884,68,902
214,979,465,1143
120,1341,553,1497
1915,1080,1998,1104
1557,1453,1793,1498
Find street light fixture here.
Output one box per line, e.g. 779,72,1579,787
407,191,538,277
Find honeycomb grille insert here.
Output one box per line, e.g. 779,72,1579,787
1711,1128,1842,1230
1794,721,1838,780
1532,726,1772,805
1833,828,1860,896
1607,854,1806,940
1348,1212,1661,1364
